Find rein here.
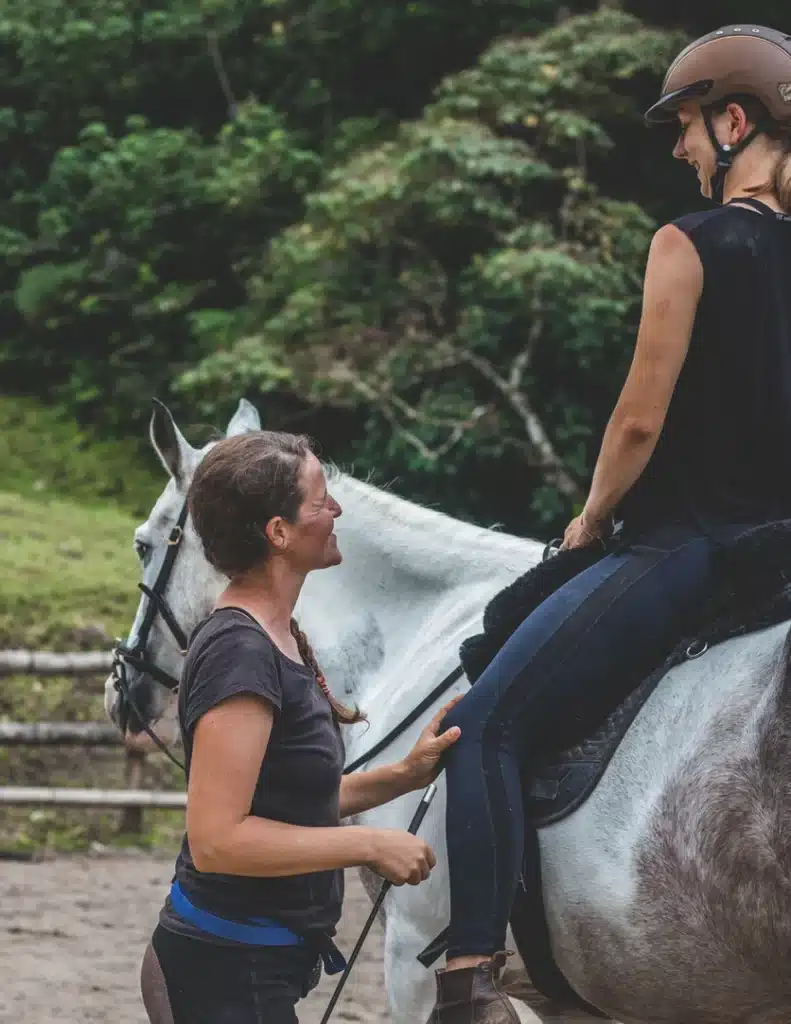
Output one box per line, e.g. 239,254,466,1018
114,520,561,778
337,537,561,771
111,494,468,777
339,539,562,772
342,665,465,775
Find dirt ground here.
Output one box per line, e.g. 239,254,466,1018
0,854,389,1024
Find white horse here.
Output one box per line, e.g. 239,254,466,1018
106,398,791,1024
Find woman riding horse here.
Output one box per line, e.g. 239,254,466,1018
430,24,791,1024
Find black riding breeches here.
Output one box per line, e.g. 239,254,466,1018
142,924,321,1023
440,521,740,959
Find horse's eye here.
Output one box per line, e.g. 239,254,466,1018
134,539,151,562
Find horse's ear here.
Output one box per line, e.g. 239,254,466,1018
226,398,261,437
150,399,195,485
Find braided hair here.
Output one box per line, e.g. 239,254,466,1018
290,618,365,725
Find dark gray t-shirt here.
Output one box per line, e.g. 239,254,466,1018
159,607,346,944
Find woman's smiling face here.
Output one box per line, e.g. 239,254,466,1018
279,452,343,573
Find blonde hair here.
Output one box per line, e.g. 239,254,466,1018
711,94,791,212
290,618,366,726
772,139,791,213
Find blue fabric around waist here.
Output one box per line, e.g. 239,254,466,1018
169,881,347,975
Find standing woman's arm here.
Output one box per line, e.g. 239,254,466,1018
338,696,462,819
186,694,382,876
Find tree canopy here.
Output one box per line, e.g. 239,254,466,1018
2,0,789,534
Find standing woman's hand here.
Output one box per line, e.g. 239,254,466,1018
400,696,463,790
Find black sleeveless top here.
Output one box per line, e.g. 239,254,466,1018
618,199,791,532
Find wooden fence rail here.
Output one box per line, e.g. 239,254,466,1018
0,722,121,745
1,718,184,834
0,787,186,809
0,650,113,677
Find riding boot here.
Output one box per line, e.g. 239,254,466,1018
426,951,520,1024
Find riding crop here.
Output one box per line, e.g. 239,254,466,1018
320,782,438,1024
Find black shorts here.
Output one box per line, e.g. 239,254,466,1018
147,924,322,1023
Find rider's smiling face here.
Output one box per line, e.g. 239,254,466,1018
673,102,716,197
672,99,754,200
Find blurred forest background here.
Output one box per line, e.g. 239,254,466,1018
2,0,790,538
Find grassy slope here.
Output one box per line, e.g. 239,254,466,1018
0,395,161,516
0,396,182,850
0,394,165,647
0,489,141,650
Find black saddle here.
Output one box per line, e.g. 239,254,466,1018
419,519,791,1016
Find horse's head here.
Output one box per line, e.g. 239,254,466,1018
104,397,262,750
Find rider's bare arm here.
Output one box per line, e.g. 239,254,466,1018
583,224,704,525
186,694,381,876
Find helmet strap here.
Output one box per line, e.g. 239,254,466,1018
702,111,762,204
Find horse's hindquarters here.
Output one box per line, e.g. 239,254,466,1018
538,622,791,1023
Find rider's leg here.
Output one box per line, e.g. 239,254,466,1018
428,524,719,1023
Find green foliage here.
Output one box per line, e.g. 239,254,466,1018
181,9,672,531
4,0,790,851
630,0,790,36
3,0,790,536
2,103,319,433
0,0,603,526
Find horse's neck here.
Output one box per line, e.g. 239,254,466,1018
328,472,539,584
296,472,544,703
301,473,540,620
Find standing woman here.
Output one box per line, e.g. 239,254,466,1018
139,431,461,1024
427,25,791,1024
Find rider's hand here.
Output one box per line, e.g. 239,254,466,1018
366,829,437,886
561,510,613,551
400,696,463,790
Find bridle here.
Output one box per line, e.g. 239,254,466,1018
111,500,190,771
